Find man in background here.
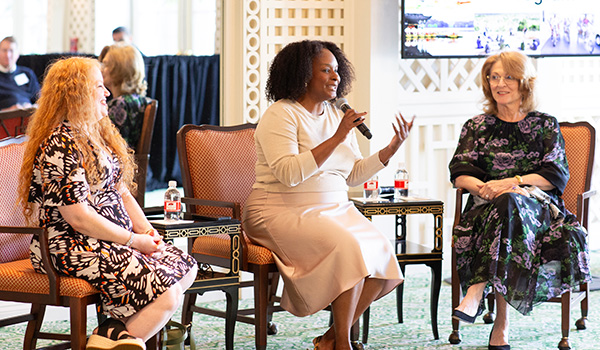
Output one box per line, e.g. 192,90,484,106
0,36,40,111
112,26,144,56
113,26,132,43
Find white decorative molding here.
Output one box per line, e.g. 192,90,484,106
242,0,349,124
399,58,484,94
66,0,95,53
215,0,222,55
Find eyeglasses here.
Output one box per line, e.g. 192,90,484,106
487,74,519,85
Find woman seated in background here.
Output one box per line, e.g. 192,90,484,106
100,42,149,150
243,40,413,350
18,56,196,350
448,50,590,350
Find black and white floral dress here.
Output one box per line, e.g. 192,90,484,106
449,112,590,315
28,121,197,318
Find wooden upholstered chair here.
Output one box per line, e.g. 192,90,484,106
0,107,35,139
449,121,596,350
134,98,158,207
0,136,101,350
176,123,282,350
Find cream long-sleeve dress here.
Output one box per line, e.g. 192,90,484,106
242,99,403,317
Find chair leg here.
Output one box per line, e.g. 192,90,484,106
181,291,197,348
146,333,160,350
429,261,441,340
396,264,406,323
558,291,571,350
69,299,89,350
23,303,46,350
449,248,461,345
559,291,572,349
266,271,280,335
361,307,370,344
350,319,360,348
254,265,269,350
483,293,496,324
182,292,197,326
575,282,588,330
224,285,239,350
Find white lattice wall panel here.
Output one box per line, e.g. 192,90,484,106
243,0,349,123
403,117,465,250
399,58,484,94
215,0,222,54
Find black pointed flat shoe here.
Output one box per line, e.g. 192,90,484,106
488,324,510,350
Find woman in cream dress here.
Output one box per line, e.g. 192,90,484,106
243,40,414,350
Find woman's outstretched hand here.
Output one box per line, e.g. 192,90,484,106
378,112,415,165
389,112,415,152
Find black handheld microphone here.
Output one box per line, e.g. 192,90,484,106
334,98,372,139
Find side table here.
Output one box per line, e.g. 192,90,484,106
351,197,444,340
150,218,241,350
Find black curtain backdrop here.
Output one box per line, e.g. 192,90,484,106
17,53,97,80
143,55,220,190
17,53,220,191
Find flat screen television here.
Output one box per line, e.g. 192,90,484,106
401,0,600,58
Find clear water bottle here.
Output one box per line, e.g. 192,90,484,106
363,175,380,199
394,162,409,199
164,180,181,221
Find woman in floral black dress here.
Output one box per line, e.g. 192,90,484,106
101,42,148,150
448,51,590,349
18,57,197,350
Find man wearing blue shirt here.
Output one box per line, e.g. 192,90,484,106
0,36,40,111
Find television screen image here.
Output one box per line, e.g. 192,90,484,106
402,0,600,58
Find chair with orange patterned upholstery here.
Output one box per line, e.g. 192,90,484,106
0,107,35,139
177,123,282,350
449,121,596,350
0,136,102,350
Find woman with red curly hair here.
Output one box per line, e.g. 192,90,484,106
18,57,196,350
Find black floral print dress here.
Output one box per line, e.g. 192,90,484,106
449,111,590,315
28,121,197,318
108,94,148,151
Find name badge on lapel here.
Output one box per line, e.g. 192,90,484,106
14,73,30,86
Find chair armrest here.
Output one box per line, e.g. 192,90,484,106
453,188,467,232
181,197,241,220
142,206,164,217
0,226,60,305
580,189,596,200
577,189,597,230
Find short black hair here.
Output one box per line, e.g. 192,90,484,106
112,26,129,35
265,40,354,102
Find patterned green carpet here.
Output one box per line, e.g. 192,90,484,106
1,253,599,350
